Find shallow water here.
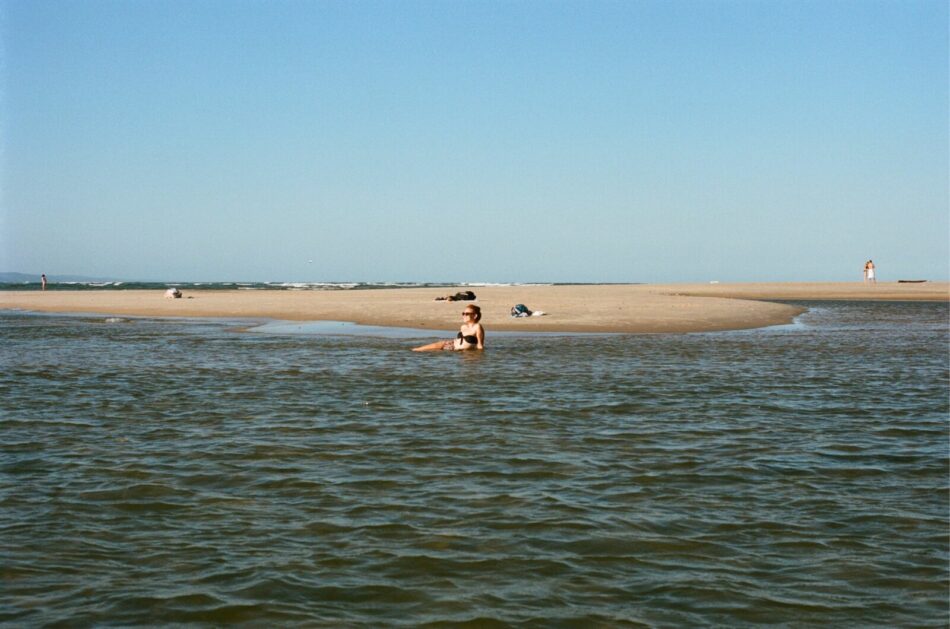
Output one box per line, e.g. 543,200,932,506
1,302,947,627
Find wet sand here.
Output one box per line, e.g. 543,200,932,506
2,282,947,334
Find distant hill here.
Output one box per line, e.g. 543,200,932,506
0,272,122,283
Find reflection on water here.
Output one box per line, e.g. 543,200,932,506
1,302,947,626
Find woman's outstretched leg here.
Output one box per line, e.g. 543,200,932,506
412,339,453,352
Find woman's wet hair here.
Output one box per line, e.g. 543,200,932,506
465,305,482,322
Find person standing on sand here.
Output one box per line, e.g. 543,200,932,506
413,305,485,352
866,260,876,284
41,274,47,291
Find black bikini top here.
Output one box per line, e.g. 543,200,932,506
457,332,478,344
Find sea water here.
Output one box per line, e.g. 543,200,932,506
1,301,947,627
0,280,560,291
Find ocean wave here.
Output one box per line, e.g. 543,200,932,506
461,282,555,287
4,280,566,291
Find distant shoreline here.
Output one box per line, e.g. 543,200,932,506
0,280,649,291
3,282,946,334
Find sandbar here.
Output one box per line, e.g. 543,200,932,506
2,282,947,334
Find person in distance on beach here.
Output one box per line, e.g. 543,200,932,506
412,305,485,352
866,260,876,284
434,290,476,301
41,274,47,291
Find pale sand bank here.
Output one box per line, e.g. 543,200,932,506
2,282,947,334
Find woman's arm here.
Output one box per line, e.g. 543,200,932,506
475,324,485,350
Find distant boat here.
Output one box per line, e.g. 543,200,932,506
897,280,927,283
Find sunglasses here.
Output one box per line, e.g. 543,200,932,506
461,311,475,316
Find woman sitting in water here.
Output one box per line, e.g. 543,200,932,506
412,305,485,352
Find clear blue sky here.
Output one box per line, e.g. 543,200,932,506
2,0,947,283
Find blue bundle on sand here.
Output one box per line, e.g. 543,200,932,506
511,304,537,317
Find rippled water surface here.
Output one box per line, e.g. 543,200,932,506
2,302,947,627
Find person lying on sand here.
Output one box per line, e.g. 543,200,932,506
413,305,485,352
434,290,476,301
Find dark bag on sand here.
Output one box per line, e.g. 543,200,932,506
510,304,532,317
